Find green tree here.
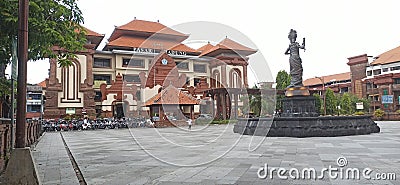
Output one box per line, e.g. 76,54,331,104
339,93,353,115
325,88,338,115
275,70,291,90
0,0,86,66
313,93,323,115
275,70,291,110
358,98,370,113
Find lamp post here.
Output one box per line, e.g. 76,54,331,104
316,76,326,115
369,80,376,113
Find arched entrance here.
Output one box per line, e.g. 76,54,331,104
112,101,129,118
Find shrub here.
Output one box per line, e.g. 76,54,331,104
373,109,384,118
354,111,364,115
213,120,237,124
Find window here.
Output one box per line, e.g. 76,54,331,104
27,94,41,100
373,69,381,75
136,90,141,100
148,60,153,68
186,77,190,85
193,64,206,73
390,66,400,71
93,74,111,84
395,78,400,84
382,68,389,72
176,62,189,70
367,70,372,76
123,75,141,83
194,78,201,86
27,105,41,112
122,58,144,68
94,91,102,101
94,58,111,68
231,72,239,88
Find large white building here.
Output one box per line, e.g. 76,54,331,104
43,19,256,119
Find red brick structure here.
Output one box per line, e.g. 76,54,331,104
347,54,369,98
44,27,104,119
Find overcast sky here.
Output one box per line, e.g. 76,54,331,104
20,0,400,85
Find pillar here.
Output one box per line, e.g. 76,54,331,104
243,64,248,88
215,94,221,119
221,64,227,87
234,94,238,119
221,93,227,120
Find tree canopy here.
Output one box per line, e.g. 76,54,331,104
0,0,86,67
275,70,291,90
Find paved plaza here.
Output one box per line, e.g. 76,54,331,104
30,122,400,185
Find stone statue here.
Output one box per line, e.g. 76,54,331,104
285,29,305,88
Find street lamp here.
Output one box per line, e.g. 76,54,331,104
367,79,376,113
315,76,326,115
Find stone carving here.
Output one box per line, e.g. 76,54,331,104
285,29,305,88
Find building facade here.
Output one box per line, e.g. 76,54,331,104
43,19,256,119
304,46,400,115
363,46,400,113
26,85,44,120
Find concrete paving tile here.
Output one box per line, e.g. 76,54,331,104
28,122,400,185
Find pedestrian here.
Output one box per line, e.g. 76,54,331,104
187,119,192,131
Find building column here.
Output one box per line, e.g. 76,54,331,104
49,58,58,85
210,93,215,118
226,93,231,120
215,94,221,119
243,64,248,88
221,64,227,87
190,105,194,119
86,53,94,86
83,53,96,118
234,94,238,119
221,93,227,120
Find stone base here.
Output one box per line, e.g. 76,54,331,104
285,86,310,97
281,96,319,117
233,116,381,137
3,148,39,185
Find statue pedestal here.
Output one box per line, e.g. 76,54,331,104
281,86,318,117
285,86,310,97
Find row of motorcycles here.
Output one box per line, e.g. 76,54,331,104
42,117,153,132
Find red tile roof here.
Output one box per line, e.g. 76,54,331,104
303,72,351,86
118,19,187,36
37,79,47,88
197,43,214,55
108,19,188,42
84,27,104,37
75,26,104,37
144,85,199,106
169,44,198,53
200,37,257,56
370,45,400,65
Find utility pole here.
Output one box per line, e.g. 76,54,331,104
16,0,29,148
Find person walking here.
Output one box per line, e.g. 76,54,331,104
187,119,192,131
